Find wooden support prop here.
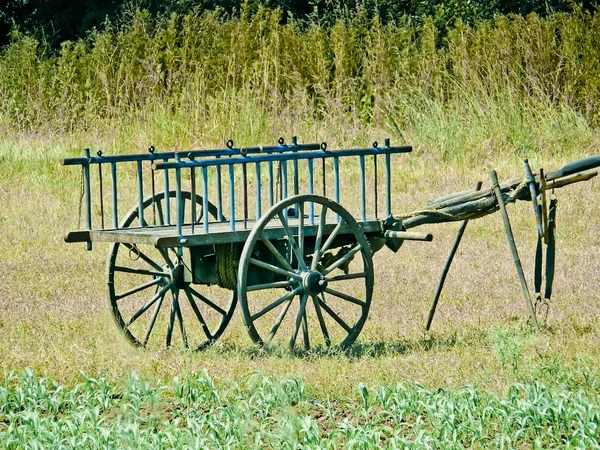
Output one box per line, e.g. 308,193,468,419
490,170,538,329
425,181,482,331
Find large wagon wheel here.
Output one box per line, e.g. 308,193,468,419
107,191,236,350
238,194,374,350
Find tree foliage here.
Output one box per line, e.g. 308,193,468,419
1,0,597,47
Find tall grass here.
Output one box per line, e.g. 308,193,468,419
0,7,598,162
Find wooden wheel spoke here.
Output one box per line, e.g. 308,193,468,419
266,296,296,345
322,244,362,276
259,233,295,272
247,280,292,292
251,287,303,321
116,278,162,301
123,243,163,271
155,198,165,226
298,203,305,258
277,211,307,270
143,294,165,346
318,296,352,333
290,294,309,349
187,286,227,316
301,309,310,351
126,283,171,329
193,204,203,225
114,266,169,278
319,219,346,257
166,289,177,348
173,290,188,348
312,294,331,347
158,248,174,269
323,287,365,307
325,272,367,282
183,288,213,341
249,258,302,280
311,205,329,270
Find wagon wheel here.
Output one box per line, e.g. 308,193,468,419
107,191,236,350
238,194,374,350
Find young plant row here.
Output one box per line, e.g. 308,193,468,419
1,369,598,448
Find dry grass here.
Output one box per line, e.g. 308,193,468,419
1,135,598,400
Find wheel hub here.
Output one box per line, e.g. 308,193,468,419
302,270,327,295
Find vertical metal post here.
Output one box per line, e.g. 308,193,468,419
255,162,262,219
282,160,288,219
163,158,171,225
373,155,378,219
83,149,93,251
229,163,236,231
98,161,105,229
385,139,391,218
490,170,538,328
334,156,340,222
321,158,326,197
242,163,248,229
333,157,340,203
202,166,209,234
136,160,145,227
359,155,366,222
268,161,274,207
216,159,223,221
175,153,183,243
292,136,299,198
308,158,314,225
190,163,197,233
111,162,118,228
385,155,391,218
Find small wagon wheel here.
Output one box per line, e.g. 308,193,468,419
107,191,236,350
238,194,374,350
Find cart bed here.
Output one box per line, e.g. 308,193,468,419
65,216,383,248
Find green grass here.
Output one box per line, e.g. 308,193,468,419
1,369,598,448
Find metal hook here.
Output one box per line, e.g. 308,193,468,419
128,244,140,261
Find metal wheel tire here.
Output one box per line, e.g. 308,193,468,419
107,190,237,350
238,194,374,350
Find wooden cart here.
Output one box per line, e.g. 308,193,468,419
63,138,432,350
63,138,600,350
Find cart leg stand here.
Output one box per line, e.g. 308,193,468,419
490,170,538,329
425,181,483,331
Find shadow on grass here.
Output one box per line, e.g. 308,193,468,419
209,327,489,360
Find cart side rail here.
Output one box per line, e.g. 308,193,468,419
151,141,412,240
61,137,323,239
62,137,412,247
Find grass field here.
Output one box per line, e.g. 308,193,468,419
1,8,600,447
1,129,599,446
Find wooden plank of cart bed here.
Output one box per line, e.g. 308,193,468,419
154,219,383,248
64,218,383,247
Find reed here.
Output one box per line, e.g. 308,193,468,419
0,7,598,163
